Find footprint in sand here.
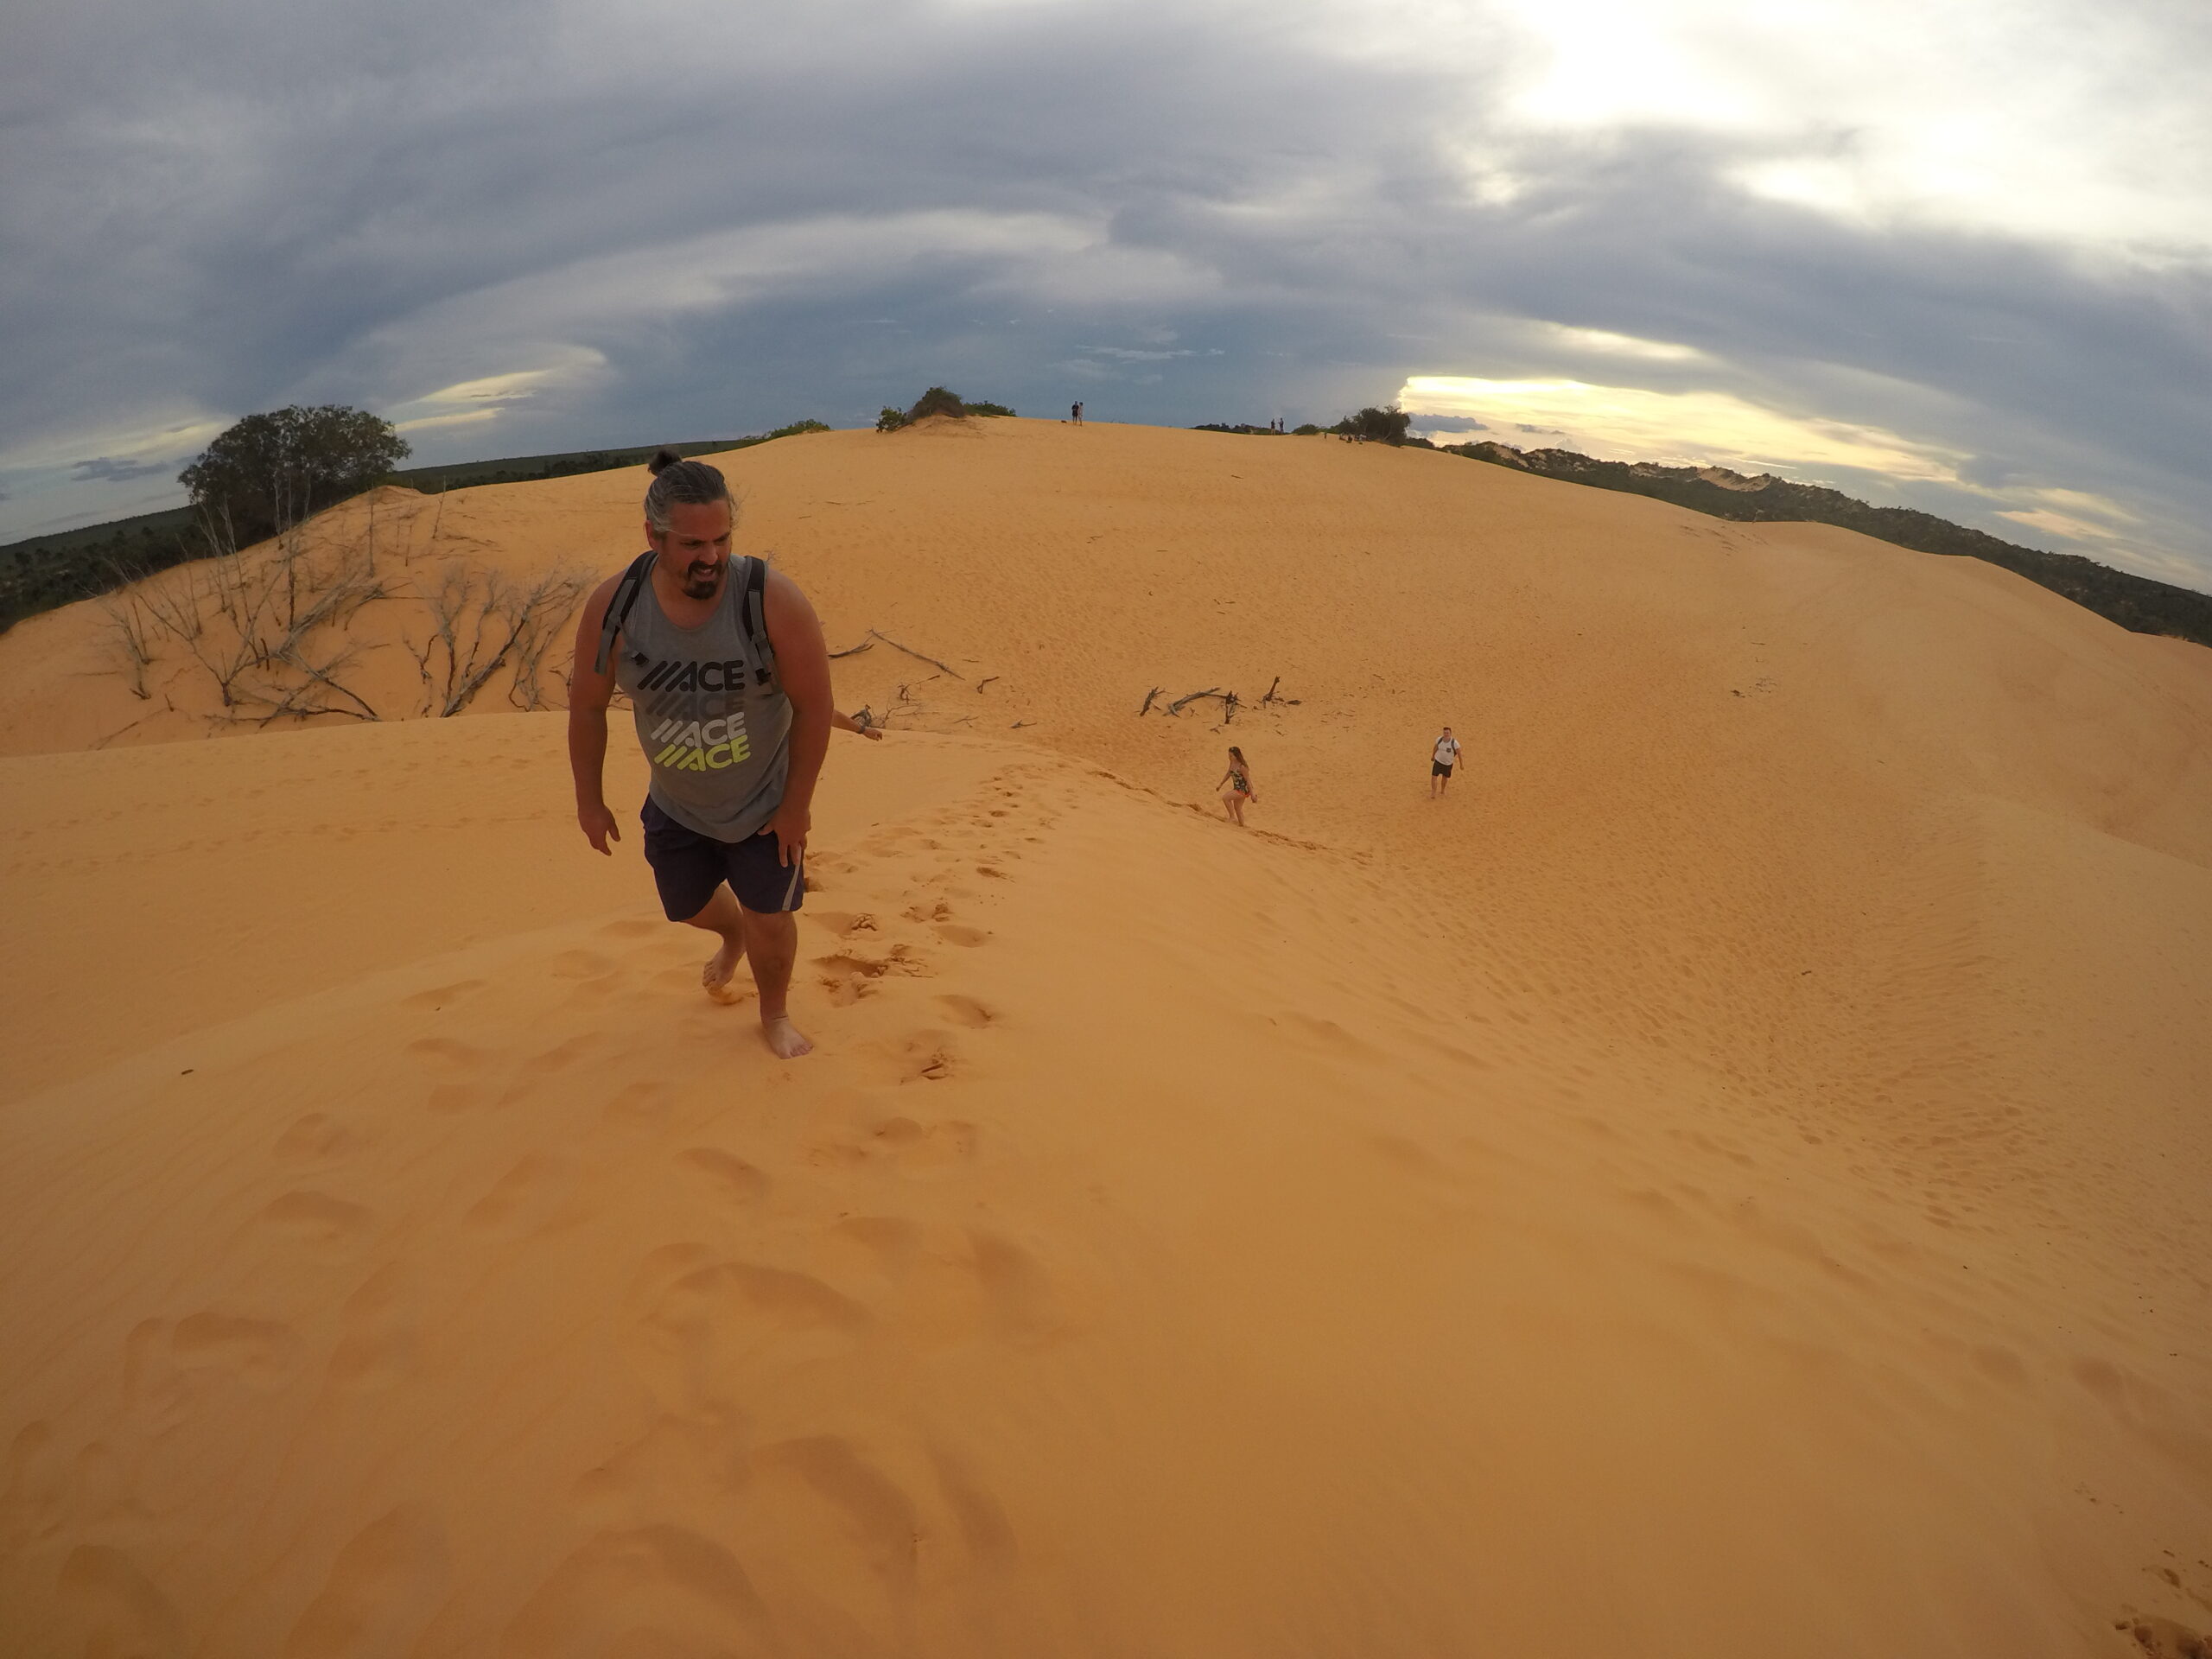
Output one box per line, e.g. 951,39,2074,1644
620,1245,870,1416
258,1192,374,1257
328,1263,417,1390
282,1504,448,1659
495,1033,609,1105
424,1082,489,1116
124,1314,302,1432
274,1112,358,1166
406,1036,492,1076
400,979,485,1013
932,1448,1019,1569
603,1080,674,1126
1275,1010,1383,1060
872,1031,962,1084
56,1547,187,1659
817,1216,1060,1350
677,1147,772,1207
1,1421,64,1549
2120,1614,2212,1658
967,1230,1058,1344
499,1526,771,1659
463,1155,582,1236
816,944,930,1006
168,1313,299,1384
868,1113,976,1166
550,950,618,980
935,995,996,1028
753,1436,922,1597
822,1215,925,1284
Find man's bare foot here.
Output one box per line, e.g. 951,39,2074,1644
703,934,747,1003
760,1014,814,1058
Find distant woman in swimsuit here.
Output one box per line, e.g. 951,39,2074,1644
1217,746,1255,825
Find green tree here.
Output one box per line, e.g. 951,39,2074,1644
179,405,410,548
906,386,967,420
1332,405,1412,444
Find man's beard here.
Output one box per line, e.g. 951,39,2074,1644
680,559,723,599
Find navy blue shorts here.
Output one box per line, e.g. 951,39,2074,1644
640,796,805,920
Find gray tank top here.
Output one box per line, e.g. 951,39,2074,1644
611,555,791,842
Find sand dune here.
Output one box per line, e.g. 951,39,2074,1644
2,420,2209,1655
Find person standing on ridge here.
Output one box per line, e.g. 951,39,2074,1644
1429,726,1462,798
568,449,835,1058
1071,401,1084,426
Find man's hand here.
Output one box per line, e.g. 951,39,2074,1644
769,798,810,867
579,802,621,855
862,726,884,741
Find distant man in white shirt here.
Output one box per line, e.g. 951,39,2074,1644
1430,727,1463,798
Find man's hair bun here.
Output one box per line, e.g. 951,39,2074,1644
646,447,685,476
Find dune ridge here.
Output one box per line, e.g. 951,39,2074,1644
2,419,2209,1655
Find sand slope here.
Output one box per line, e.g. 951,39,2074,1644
2,421,2209,1655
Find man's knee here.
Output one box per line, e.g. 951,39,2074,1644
740,906,798,950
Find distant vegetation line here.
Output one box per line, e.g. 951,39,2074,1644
1454,441,2212,651
1195,413,2212,651
0,429,823,633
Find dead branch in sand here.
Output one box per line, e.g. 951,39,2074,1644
1166,686,1242,719
1140,678,1297,719
828,629,964,678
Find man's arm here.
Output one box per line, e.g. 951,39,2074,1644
763,568,834,867
567,575,625,855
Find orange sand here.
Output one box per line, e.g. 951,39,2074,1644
2,420,2209,1656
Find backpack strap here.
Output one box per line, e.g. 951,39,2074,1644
741,555,776,686
591,551,657,676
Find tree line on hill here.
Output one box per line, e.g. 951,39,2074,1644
1191,406,2212,650
0,410,830,633
1449,440,2212,650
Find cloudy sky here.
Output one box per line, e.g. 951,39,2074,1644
5,0,2209,588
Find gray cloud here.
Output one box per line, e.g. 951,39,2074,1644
70,456,172,484
3,0,2208,588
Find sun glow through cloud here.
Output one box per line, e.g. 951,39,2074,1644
385,352,608,435
1399,375,1963,481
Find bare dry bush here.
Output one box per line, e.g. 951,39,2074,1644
115,510,389,724
406,563,590,717
100,506,588,726
99,585,157,700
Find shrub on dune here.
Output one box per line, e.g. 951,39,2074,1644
1332,404,1413,445
876,389,1014,431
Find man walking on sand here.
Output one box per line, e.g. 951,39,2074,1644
1430,726,1462,798
569,449,834,1058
